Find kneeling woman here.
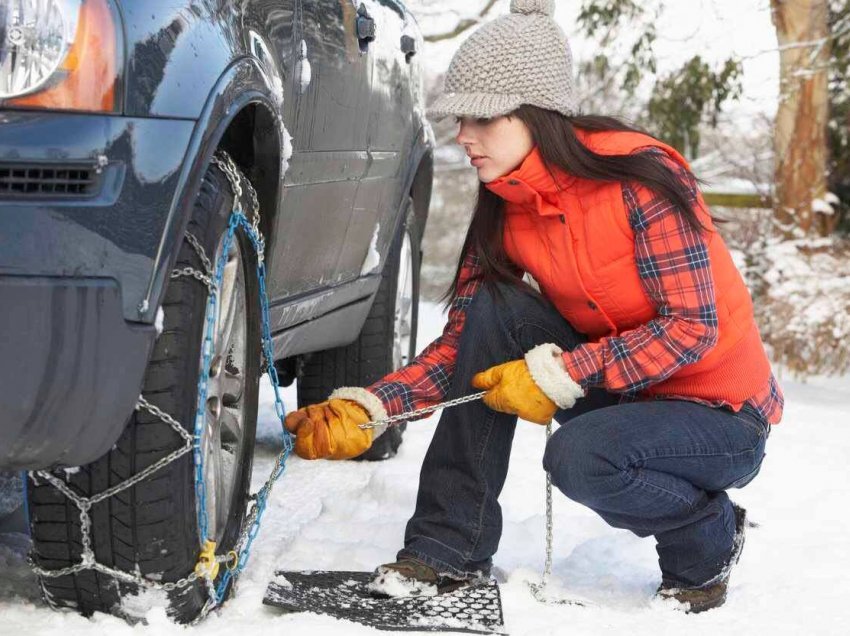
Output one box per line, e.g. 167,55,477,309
284,0,782,613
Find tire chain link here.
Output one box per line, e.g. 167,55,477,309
528,421,585,606
357,391,487,429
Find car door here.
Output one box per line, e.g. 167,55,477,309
335,0,418,283
264,0,375,300
244,0,324,302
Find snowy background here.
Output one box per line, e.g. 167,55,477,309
410,0,780,116
2,302,850,634
3,1,849,634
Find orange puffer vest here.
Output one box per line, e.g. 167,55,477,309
485,129,772,406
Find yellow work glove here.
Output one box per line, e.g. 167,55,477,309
472,344,585,424
283,399,372,460
472,360,557,424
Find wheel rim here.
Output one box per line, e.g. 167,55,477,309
392,229,414,371
199,233,248,544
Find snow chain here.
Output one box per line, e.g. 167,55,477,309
27,151,564,619
29,151,294,623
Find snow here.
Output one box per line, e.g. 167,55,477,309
359,224,381,276
367,567,437,597
154,306,165,336
2,301,850,634
298,40,312,94
761,238,850,335
812,198,836,215
280,122,293,178
270,76,284,106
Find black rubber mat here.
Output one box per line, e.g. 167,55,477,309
263,570,505,634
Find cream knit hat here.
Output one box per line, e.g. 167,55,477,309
427,0,576,121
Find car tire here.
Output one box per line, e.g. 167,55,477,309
296,197,422,461
26,163,261,623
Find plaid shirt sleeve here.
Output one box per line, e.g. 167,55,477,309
365,249,484,420
561,150,720,393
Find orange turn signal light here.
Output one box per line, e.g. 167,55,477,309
5,0,120,113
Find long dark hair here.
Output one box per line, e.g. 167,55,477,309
444,106,711,305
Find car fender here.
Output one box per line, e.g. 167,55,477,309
137,55,285,322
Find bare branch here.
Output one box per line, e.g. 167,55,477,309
737,22,850,62
423,0,500,43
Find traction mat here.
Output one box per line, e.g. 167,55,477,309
263,570,505,634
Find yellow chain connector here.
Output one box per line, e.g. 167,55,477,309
194,539,220,580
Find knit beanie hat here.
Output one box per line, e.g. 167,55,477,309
427,0,576,121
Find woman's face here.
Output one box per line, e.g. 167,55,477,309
455,115,534,183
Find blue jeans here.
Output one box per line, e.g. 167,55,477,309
398,284,768,587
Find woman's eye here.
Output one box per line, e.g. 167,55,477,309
454,116,491,125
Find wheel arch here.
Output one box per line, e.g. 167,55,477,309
216,102,283,246
139,57,286,322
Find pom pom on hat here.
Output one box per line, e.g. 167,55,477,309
510,0,556,16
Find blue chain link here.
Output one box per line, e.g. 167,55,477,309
190,207,294,605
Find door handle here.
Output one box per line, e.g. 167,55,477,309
356,4,376,43
400,34,416,61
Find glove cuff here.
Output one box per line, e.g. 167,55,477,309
328,387,389,437
524,343,585,409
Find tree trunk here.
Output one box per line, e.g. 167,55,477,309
771,0,833,237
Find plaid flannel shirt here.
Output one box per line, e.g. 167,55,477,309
367,155,784,425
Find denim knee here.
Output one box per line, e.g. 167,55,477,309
543,422,616,504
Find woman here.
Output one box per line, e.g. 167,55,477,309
283,0,782,613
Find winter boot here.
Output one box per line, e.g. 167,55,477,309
656,502,748,613
368,557,485,598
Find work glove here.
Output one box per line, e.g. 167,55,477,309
471,343,585,424
283,399,373,460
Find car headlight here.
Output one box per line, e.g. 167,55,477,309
0,0,121,112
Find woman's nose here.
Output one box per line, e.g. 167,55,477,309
455,120,474,146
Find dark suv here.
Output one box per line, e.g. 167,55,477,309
0,0,432,621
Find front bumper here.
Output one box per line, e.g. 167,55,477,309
0,277,155,469
0,111,196,469
0,110,196,322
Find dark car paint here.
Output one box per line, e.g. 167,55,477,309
0,112,195,320
0,278,154,468
0,0,432,469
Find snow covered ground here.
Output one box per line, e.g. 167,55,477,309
1,300,849,635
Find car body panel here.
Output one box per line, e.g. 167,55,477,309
0,0,432,469
0,277,155,469
0,111,194,321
